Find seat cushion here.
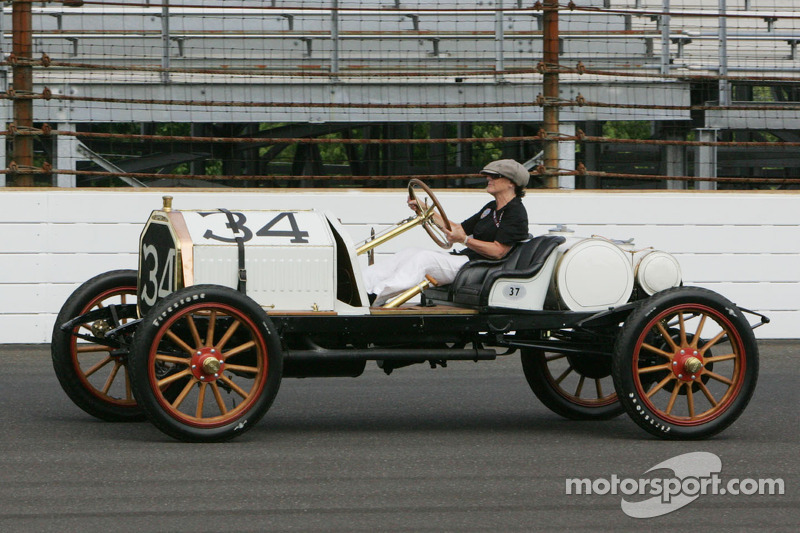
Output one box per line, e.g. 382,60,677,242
449,235,565,306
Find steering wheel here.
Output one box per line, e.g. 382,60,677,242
407,179,452,249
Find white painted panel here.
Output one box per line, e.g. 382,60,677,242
0,283,81,314
346,223,800,258
1,190,799,342
0,192,49,222
47,283,94,317
0,224,142,253
749,311,800,340
528,225,800,255
45,254,139,283
691,282,800,311
525,192,800,226
345,192,476,225
45,192,157,224
346,191,800,227
0,253,137,284
47,224,144,253
42,190,409,224
677,254,800,283
0,255,46,283
1,224,47,253
36,189,800,226
0,316,51,344
0,285,48,314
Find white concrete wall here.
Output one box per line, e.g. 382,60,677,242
0,188,797,342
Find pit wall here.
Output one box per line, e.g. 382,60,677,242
0,188,797,343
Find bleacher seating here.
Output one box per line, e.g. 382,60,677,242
0,1,796,128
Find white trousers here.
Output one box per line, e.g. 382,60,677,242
363,247,469,305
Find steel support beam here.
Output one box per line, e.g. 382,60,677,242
660,0,671,75
0,133,5,187
718,0,730,106
330,0,340,77
33,80,690,124
494,1,505,82
54,123,78,187
558,122,575,190
161,1,171,84
664,131,687,190
695,128,718,190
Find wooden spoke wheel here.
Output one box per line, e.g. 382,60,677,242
129,285,282,442
613,287,758,439
521,348,623,420
408,179,452,249
51,270,144,422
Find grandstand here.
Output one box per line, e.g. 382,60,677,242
1,0,799,188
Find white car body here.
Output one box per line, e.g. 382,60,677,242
138,206,681,315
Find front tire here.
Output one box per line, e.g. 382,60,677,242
612,287,758,439
128,285,282,442
51,270,144,422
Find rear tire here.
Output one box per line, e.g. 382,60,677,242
521,348,623,420
129,285,282,442
612,287,758,439
51,270,144,422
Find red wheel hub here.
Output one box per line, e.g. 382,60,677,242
671,347,704,383
190,347,225,382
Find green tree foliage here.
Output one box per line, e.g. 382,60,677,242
602,121,651,139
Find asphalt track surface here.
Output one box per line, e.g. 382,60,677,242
0,342,797,532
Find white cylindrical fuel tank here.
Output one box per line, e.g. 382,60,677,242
554,238,634,311
634,250,682,295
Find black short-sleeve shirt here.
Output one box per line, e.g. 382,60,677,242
456,196,529,260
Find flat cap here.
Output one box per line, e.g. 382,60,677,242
480,159,530,187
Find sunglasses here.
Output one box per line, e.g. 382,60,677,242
482,172,504,180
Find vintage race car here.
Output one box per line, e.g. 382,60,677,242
51,181,768,442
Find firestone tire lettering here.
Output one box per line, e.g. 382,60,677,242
129,284,283,443
612,287,758,440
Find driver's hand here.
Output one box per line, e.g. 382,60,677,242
444,225,467,245
407,196,421,214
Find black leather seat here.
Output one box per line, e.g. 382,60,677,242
426,234,565,307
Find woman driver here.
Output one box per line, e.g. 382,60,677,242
363,159,530,305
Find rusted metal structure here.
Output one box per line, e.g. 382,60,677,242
542,0,559,189
10,0,33,186
1,1,800,188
